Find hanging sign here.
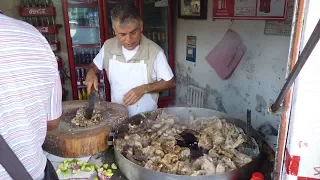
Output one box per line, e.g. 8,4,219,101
186,35,196,62
212,0,288,20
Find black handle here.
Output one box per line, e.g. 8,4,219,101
246,109,252,146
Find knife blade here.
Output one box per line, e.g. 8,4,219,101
85,91,96,119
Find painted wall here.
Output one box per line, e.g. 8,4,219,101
173,0,291,148
0,0,22,19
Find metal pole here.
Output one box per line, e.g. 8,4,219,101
270,19,320,113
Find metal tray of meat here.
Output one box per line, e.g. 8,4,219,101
113,107,263,180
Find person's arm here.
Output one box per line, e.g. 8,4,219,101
123,50,175,105
143,50,176,92
86,46,105,93
47,75,62,131
143,78,175,94
88,62,101,74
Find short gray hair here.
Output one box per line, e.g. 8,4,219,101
110,3,142,26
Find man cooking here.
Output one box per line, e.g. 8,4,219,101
85,3,175,117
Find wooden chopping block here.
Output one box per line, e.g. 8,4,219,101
43,100,128,158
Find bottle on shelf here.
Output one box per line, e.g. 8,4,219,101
73,49,78,65
161,32,165,42
77,9,82,26
32,17,39,26
87,8,95,26
81,68,86,85
152,32,157,43
78,89,83,100
47,16,55,26
36,0,48,7
36,0,43,7
85,49,91,64
77,8,84,26
76,68,82,85
99,71,104,84
157,32,161,42
80,49,85,65
22,0,31,7
95,48,99,56
93,8,99,26
90,48,95,61
84,10,89,26
82,88,87,100
38,17,44,26
69,8,76,26
26,0,35,7
47,0,54,7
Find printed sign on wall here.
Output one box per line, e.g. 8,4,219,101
186,35,197,62
212,0,288,20
264,0,294,36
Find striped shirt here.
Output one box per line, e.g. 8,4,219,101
0,14,62,179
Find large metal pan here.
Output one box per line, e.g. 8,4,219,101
114,107,263,180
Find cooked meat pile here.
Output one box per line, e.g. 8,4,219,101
114,112,258,176
71,107,101,127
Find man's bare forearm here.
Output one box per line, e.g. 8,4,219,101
143,78,175,94
88,62,100,74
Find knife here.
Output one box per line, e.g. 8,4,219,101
85,91,96,119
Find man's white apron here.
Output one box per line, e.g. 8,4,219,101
108,55,157,117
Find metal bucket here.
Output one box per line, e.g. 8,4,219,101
113,107,263,180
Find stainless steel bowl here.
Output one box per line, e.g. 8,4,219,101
114,107,263,180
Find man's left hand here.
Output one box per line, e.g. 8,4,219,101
123,85,146,106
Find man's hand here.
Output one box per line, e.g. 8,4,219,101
123,85,146,106
85,69,98,94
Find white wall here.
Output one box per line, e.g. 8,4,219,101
174,0,291,144
0,0,21,19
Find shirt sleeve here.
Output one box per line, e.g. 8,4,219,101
152,50,174,81
47,75,62,121
93,45,105,71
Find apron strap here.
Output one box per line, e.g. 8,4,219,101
112,55,116,60
140,60,148,84
0,135,33,180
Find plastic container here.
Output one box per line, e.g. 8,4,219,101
250,172,264,180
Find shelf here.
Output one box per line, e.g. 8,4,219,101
107,2,133,8
70,25,99,29
75,64,90,68
20,6,56,17
50,41,61,52
147,26,165,29
77,83,104,89
67,0,98,8
72,44,101,48
35,25,61,34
